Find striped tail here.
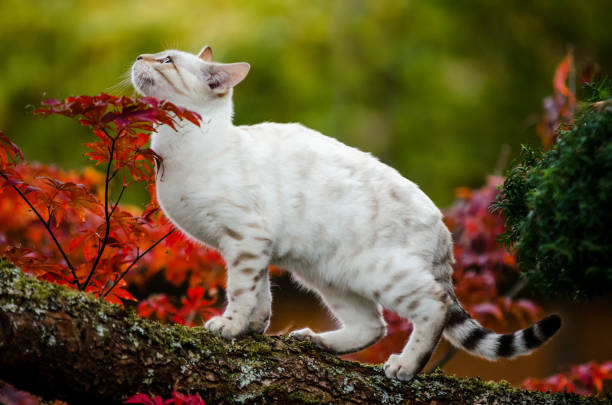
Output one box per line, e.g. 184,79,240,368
443,301,561,360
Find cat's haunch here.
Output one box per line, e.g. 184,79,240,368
131,45,561,381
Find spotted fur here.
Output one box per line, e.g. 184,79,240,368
131,45,561,381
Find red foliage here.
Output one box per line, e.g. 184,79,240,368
138,286,220,327
0,94,229,308
0,384,39,405
522,361,612,396
0,381,66,405
125,391,205,405
536,52,577,149
344,309,413,363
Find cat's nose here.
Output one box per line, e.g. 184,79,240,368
136,55,143,61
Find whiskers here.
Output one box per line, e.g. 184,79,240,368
162,39,181,51
105,68,137,96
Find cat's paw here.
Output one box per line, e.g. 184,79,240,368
289,327,330,351
289,327,317,342
248,312,271,334
383,354,414,381
205,316,247,339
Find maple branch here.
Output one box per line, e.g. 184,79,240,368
108,168,119,182
0,265,602,405
101,228,176,298
109,184,126,218
0,172,81,289
81,135,117,291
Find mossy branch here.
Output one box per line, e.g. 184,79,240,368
0,264,605,404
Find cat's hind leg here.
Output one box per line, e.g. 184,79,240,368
381,275,450,381
290,281,386,354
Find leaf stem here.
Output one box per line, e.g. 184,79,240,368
101,228,175,298
109,185,126,218
0,171,81,289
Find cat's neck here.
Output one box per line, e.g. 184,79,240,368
152,92,238,158
181,91,235,135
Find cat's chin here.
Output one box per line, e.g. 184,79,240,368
131,64,154,96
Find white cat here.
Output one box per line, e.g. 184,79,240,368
131,45,561,381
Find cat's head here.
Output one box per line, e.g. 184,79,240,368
131,45,250,108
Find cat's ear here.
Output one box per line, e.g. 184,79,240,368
203,63,250,94
198,45,213,62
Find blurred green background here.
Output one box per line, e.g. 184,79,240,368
1,0,611,206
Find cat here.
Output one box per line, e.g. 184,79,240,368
131,45,561,381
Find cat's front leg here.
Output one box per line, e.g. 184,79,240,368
205,228,272,339
247,269,272,333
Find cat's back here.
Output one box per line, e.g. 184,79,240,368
240,122,434,200
240,121,394,178
239,121,345,154
239,122,442,249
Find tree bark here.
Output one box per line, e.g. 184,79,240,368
0,265,604,404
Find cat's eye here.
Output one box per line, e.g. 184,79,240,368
160,56,173,64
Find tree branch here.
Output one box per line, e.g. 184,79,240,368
0,264,603,405
82,136,116,291
101,228,175,298
109,184,126,219
0,172,80,289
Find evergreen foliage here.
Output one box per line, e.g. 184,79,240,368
492,97,612,299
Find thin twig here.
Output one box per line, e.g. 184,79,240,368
81,136,117,290
493,144,511,176
0,171,81,289
426,347,458,373
109,185,126,218
108,168,119,182
505,276,529,299
101,228,175,298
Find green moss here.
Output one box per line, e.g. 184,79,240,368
235,338,273,356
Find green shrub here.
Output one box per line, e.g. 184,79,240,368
492,99,612,299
